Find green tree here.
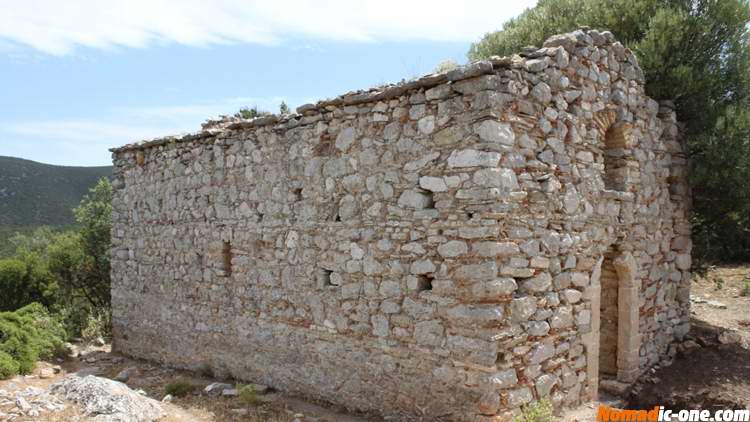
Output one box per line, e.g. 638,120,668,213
0,228,59,311
48,178,112,310
469,0,750,262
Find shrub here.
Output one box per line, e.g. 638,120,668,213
237,384,259,407
741,280,750,297
0,303,66,379
434,59,460,73
715,277,725,290
0,350,20,379
0,253,57,312
514,398,554,422
165,380,199,397
80,309,111,342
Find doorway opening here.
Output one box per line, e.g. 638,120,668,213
587,250,641,399
599,252,619,377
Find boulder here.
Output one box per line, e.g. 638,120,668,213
51,375,165,422
204,382,234,395
718,330,742,345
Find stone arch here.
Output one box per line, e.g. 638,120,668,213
593,109,634,192
585,248,641,400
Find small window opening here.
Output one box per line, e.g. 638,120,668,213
222,241,232,276
136,150,145,167
319,269,334,286
293,188,303,202
603,123,629,191
423,191,435,209
496,352,506,365
415,274,434,292
333,207,342,222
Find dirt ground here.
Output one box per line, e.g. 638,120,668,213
565,265,750,421
0,343,376,422
2,266,750,422
627,265,750,411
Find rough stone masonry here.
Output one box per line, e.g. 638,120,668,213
110,28,692,421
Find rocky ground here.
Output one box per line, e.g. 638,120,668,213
1,266,749,422
0,341,375,422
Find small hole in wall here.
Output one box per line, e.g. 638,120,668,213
319,269,334,286
293,188,303,202
334,211,342,222
314,134,334,156
416,274,434,292
467,212,475,219
496,352,505,365
423,191,435,209
222,241,232,276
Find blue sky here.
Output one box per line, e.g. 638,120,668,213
0,0,536,166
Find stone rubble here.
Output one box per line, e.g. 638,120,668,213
0,385,66,421
203,382,234,396
50,375,165,422
111,27,691,421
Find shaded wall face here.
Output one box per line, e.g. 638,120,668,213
111,29,691,421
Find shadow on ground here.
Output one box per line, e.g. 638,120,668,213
627,318,750,411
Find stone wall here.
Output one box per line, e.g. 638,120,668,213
110,28,691,421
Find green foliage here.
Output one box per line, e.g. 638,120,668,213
45,179,112,336
0,228,60,312
741,281,750,296
0,178,113,338
0,303,66,379
165,380,200,397
279,101,290,115
0,156,111,230
235,106,270,119
691,105,750,261
740,274,750,296
714,277,725,290
0,226,38,258
80,308,111,342
469,0,750,263
514,398,554,422
237,384,260,407
0,350,20,379
69,178,112,310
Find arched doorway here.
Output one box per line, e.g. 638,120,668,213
586,250,641,399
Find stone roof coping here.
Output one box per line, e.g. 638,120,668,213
110,28,623,154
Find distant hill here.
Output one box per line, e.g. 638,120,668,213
0,156,112,255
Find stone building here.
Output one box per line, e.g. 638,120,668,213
110,28,691,421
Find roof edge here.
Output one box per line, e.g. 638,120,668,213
110,27,635,154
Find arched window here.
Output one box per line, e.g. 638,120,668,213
603,123,629,191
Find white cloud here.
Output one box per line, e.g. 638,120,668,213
0,0,537,56
0,96,300,165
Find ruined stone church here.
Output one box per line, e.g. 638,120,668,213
110,28,692,421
